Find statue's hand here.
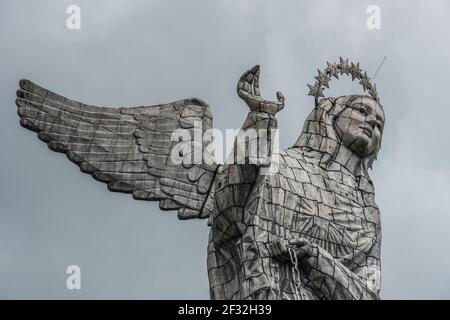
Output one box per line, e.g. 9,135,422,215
237,65,285,115
268,239,291,262
268,238,312,263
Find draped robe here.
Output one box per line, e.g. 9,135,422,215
207,97,381,300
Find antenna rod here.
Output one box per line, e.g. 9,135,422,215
371,56,387,81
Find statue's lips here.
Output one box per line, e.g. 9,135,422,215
361,126,373,138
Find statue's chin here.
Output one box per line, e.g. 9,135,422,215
348,138,372,158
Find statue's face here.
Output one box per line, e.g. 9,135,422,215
334,96,384,157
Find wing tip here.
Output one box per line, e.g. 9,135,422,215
19,79,31,90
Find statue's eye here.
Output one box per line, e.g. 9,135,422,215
358,108,367,116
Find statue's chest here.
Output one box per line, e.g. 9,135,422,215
261,161,379,257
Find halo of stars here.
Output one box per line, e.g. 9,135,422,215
307,57,379,104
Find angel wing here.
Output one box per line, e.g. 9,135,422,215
16,80,220,220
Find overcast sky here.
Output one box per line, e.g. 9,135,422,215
1,0,450,299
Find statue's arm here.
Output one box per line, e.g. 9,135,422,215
300,243,379,300
270,239,379,300
210,66,284,229
227,65,284,168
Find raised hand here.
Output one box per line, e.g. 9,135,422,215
237,65,285,115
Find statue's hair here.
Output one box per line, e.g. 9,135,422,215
292,94,383,175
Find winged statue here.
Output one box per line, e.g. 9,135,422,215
16,58,385,300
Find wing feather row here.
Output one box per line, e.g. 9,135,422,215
16,79,219,219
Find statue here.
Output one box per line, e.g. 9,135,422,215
15,58,385,300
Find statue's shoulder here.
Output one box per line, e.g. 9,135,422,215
278,147,323,177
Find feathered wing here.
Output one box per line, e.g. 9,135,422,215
16,79,220,220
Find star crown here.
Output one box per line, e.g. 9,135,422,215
307,57,380,105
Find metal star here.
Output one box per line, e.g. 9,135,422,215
359,72,371,91
338,57,350,75
307,82,325,97
314,70,330,88
369,84,378,100
350,62,361,81
326,62,339,79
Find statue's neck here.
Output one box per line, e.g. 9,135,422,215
332,144,366,176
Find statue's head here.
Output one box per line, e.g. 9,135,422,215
333,95,384,158
295,58,385,171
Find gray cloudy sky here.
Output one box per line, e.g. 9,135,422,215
1,0,450,299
